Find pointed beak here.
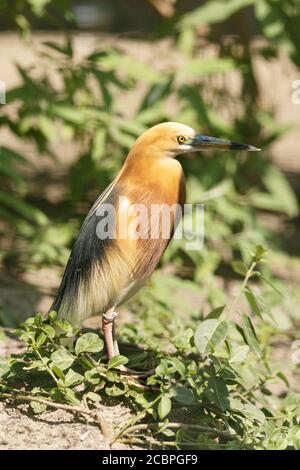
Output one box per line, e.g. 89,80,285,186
189,134,261,152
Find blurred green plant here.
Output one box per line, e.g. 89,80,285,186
1,6,299,269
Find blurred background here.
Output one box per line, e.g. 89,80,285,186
0,0,299,330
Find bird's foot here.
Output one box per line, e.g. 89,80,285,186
102,309,154,378
118,364,155,379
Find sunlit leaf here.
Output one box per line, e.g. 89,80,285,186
179,0,256,28
158,395,172,420
194,319,228,354
107,355,128,370
50,349,74,371
241,314,261,357
75,333,104,355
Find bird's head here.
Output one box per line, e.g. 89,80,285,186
131,122,260,159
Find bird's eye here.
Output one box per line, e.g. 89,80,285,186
177,135,187,144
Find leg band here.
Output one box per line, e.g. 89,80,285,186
102,310,118,323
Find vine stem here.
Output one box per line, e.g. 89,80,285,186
119,438,234,449
0,391,112,441
124,422,236,441
226,261,257,318
111,395,162,445
32,346,59,385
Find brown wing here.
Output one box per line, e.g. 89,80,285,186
51,158,185,325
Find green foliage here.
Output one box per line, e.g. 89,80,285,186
1,0,299,269
1,19,298,269
1,247,299,449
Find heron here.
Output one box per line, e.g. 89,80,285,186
50,122,259,373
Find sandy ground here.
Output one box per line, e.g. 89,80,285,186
0,399,131,450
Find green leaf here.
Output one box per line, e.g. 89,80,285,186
84,368,101,385
75,333,104,355
195,319,218,354
158,395,172,420
0,146,27,164
262,159,298,219
63,387,80,405
229,345,249,363
206,305,225,319
50,349,74,371
210,321,228,350
107,355,128,370
260,275,283,297
244,288,263,320
255,0,285,42
277,371,289,387
231,398,265,423
53,319,73,336
255,244,267,261
23,359,47,371
35,332,47,348
38,115,57,142
105,383,126,397
85,391,101,403
0,362,10,378
174,386,195,405
42,324,56,339
47,310,57,322
186,57,236,76
0,189,48,225
43,38,73,57
194,319,228,354
180,0,255,28
139,78,173,111
101,52,161,84
92,129,106,161
34,314,43,326
166,357,186,377
30,400,47,414
204,377,230,412
232,261,247,277
51,365,65,381
241,314,261,357
64,369,84,387
19,331,36,344
249,165,299,217
238,400,265,423
52,105,86,125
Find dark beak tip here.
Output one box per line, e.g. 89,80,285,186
229,142,261,152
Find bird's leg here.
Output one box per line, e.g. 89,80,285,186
102,309,154,378
102,310,118,360
112,323,120,355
